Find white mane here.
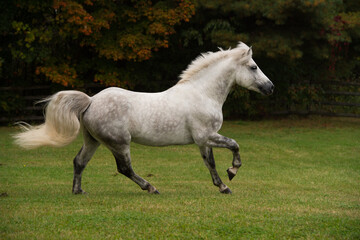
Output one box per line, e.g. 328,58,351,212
177,42,252,84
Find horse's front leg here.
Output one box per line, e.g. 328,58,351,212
199,146,232,194
206,133,242,181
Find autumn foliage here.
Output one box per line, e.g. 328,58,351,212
3,0,195,86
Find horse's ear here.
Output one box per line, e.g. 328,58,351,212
233,44,252,63
247,46,253,56
234,49,249,63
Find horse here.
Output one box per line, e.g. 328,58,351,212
14,42,274,194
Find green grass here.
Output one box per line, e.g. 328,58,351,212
1,117,360,239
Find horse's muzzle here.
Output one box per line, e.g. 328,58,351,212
258,81,274,96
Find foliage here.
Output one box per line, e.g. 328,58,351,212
0,0,195,87
190,0,360,63
0,91,24,119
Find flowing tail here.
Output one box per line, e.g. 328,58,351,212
13,90,91,149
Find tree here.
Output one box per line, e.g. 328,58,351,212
0,0,195,87
182,0,359,73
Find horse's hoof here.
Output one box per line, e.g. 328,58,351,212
147,185,160,194
227,168,236,181
220,188,232,194
148,189,160,194
73,189,87,195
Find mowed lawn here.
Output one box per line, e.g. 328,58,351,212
0,117,359,239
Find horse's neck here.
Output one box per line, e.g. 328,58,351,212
184,58,235,106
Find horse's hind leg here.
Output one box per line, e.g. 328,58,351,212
72,129,100,194
199,146,232,194
111,145,159,194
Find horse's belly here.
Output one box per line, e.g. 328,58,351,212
131,125,194,146
132,136,194,146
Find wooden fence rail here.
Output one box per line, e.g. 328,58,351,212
271,79,360,118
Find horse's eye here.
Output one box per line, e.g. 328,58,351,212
250,65,257,70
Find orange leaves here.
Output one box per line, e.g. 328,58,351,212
93,0,194,62
94,71,128,87
145,0,195,30
52,0,195,63
84,0,93,6
109,0,194,62
57,1,95,37
53,1,114,39
149,0,195,26
177,0,195,22
154,39,169,49
92,9,115,30
98,33,153,62
36,65,77,87
9,0,195,87
304,0,326,8
148,22,170,35
136,48,152,60
53,0,67,10
79,25,93,36
98,46,125,61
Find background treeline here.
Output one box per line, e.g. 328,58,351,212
1,0,360,121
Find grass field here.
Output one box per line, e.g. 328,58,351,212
1,117,359,239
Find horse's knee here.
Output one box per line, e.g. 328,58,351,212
230,141,239,152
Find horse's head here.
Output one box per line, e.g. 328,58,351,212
233,42,274,96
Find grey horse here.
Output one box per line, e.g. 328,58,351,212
14,42,274,194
